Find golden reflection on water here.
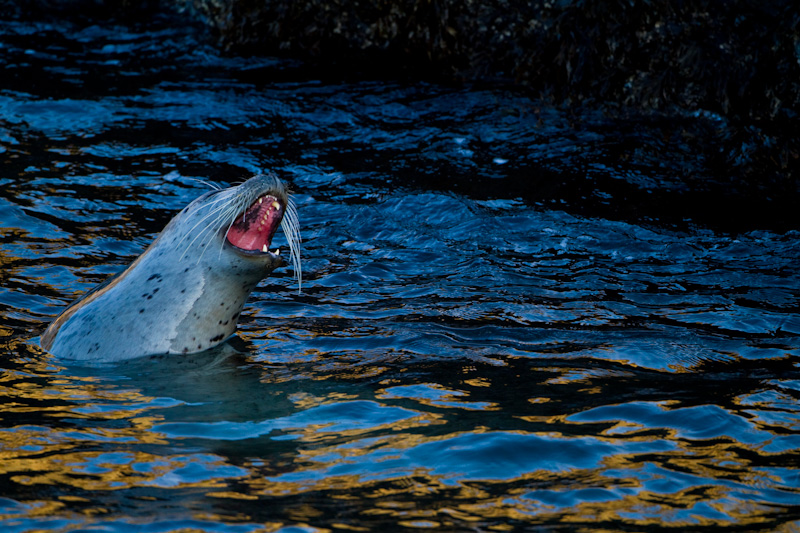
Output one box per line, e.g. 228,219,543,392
0,340,794,529
288,391,360,410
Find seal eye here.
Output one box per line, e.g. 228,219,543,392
226,195,283,254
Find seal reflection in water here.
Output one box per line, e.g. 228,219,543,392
41,174,301,362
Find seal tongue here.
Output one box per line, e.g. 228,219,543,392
226,195,283,252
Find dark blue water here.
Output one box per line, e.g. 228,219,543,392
1,13,799,532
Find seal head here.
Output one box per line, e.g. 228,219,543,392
41,174,301,362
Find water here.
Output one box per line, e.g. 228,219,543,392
2,12,800,532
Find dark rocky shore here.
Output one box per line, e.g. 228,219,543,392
180,0,799,122
12,0,799,120
6,0,800,230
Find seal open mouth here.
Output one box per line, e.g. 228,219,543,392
225,194,284,255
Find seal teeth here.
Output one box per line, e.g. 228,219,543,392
271,201,281,210
262,244,268,253
275,249,280,255
258,198,263,204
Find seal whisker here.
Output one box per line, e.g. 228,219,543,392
177,199,230,248
187,178,222,190
280,195,302,292
178,194,239,262
196,205,244,263
178,192,231,237
194,201,243,263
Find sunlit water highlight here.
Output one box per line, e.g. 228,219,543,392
0,14,799,532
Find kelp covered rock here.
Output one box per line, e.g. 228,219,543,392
178,0,800,121
175,0,799,212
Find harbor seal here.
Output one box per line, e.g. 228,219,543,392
40,173,301,362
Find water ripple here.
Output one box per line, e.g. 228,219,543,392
0,12,798,532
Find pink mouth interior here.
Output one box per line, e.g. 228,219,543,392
225,195,283,252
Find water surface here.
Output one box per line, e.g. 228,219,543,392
1,13,799,532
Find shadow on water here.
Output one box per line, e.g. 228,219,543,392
0,9,799,533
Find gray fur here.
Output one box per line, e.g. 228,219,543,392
41,175,298,361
